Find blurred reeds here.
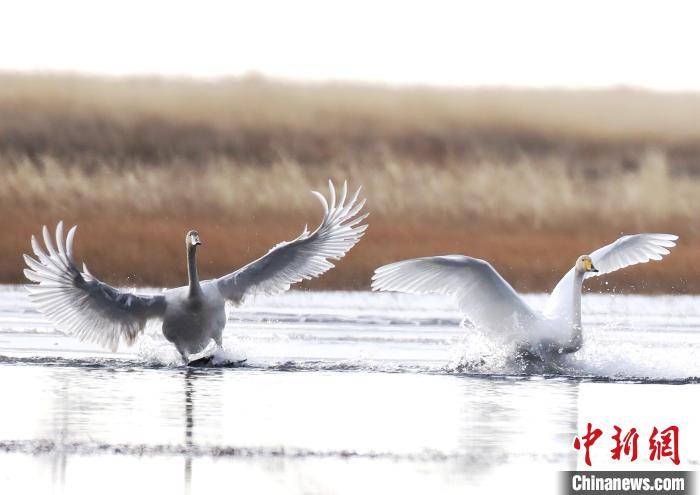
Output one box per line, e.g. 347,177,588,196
1,72,699,292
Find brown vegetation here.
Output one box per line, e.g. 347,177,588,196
1,72,699,292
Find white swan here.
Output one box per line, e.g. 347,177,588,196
371,233,678,358
24,181,367,364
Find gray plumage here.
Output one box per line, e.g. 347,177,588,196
24,180,367,363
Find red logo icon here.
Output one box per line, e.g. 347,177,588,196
573,424,680,467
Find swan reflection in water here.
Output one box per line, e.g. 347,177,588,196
184,370,194,495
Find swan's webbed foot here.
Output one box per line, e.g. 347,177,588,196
557,343,581,355
513,342,573,374
517,339,579,361
185,338,224,367
187,354,248,367
187,355,216,367
514,346,545,364
178,349,189,366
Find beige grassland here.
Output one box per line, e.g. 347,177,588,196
1,73,699,292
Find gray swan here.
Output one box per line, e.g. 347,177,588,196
24,181,367,364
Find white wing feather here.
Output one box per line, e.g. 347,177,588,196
23,222,166,351
544,233,678,318
371,255,539,333
216,180,368,302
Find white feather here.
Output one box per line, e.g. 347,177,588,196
217,180,368,302
372,233,678,354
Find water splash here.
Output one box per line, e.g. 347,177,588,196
1,287,699,380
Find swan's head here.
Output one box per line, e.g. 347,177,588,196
575,255,598,273
186,230,202,247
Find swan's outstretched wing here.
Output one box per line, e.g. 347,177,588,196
371,255,539,332
544,233,678,318
216,181,368,303
23,222,166,351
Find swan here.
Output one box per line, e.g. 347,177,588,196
24,180,367,364
371,233,678,358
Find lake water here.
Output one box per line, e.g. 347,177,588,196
0,286,698,494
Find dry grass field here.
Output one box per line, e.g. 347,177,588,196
1,72,700,292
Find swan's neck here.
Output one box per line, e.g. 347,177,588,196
564,269,586,352
187,245,201,298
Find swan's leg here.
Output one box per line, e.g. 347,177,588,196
177,347,189,365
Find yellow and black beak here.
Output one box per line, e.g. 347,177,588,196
584,258,598,272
